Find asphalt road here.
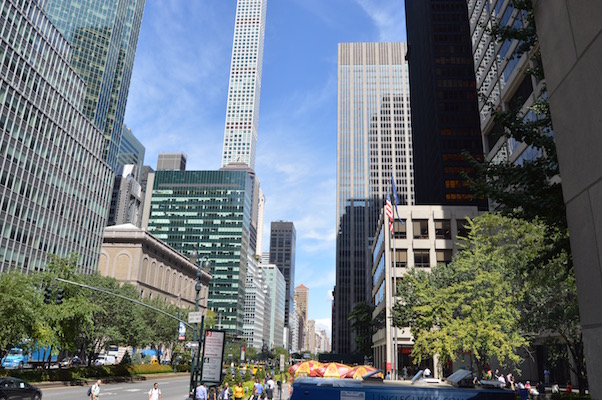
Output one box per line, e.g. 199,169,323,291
41,376,191,400
40,375,291,400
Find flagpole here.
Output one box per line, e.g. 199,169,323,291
392,212,397,379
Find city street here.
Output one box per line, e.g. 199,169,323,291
40,375,290,400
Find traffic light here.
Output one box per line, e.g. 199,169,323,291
44,287,52,304
56,288,64,305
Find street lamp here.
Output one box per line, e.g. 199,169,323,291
190,255,210,392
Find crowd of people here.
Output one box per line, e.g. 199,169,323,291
189,376,280,400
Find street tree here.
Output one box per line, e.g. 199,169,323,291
348,301,374,357
0,271,46,355
392,214,544,376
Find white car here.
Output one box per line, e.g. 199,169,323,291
94,355,116,366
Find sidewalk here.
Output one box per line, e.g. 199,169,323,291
32,372,187,389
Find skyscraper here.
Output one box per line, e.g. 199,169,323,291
334,42,414,354
143,167,257,336
0,0,113,273
294,284,309,349
42,0,146,170
405,0,487,210
269,221,296,340
221,0,268,170
117,124,145,172
261,263,286,348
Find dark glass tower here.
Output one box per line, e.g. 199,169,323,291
405,0,487,209
42,0,146,170
268,221,296,338
146,169,255,336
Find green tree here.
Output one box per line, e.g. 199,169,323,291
348,301,374,356
392,214,542,375
245,346,258,362
0,272,46,355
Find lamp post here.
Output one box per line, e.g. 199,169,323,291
190,255,210,392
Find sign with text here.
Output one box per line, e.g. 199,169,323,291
188,311,204,324
280,354,285,372
200,330,226,385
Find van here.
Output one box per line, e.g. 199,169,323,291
290,377,515,400
95,355,116,366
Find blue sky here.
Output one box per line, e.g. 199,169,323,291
124,0,406,340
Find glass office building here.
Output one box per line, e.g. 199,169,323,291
221,0,267,170
268,221,295,334
334,42,415,353
405,0,487,210
146,169,255,336
42,0,146,170
0,0,113,273
117,124,145,173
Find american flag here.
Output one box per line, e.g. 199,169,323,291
386,189,394,233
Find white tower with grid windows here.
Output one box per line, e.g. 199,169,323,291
221,0,268,170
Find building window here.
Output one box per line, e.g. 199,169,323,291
457,218,470,239
435,219,451,239
436,250,453,266
395,249,407,268
413,220,429,239
394,220,406,238
414,250,430,268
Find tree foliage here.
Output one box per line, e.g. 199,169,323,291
0,254,192,368
348,301,374,356
392,214,547,375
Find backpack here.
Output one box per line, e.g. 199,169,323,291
87,386,92,397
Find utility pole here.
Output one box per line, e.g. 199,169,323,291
190,255,210,392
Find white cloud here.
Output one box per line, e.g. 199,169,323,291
354,0,406,42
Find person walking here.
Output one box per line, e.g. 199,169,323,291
233,382,244,400
219,382,233,400
148,383,161,400
194,382,207,400
254,379,264,399
90,380,101,400
208,387,217,400
265,377,275,400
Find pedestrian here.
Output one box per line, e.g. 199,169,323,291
194,382,207,400
90,380,101,400
249,387,258,400
219,382,232,400
233,382,244,400
402,366,408,380
566,382,572,394
536,381,546,397
208,387,217,400
254,379,264,399
385,371,391,380
148,383,161,400
265,376,275,400
424,367,431,377
544,368,550,385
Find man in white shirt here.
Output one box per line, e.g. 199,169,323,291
424,367,431,377
265,377,275,400
148,383,161,400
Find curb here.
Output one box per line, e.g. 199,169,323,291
34,372,188,389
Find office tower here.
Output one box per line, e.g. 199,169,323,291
334,42,414,354
144,168,257,336
261,263,286,347
0,0,113,272
117,124,145,172
156,152,187,171
294,284,309,348
41,0,146,170
221,0,268,169
107,165,143,227
243,263,270,349
269,221,296,335
467,1,544,172
405,0,487,210
371,204,480,375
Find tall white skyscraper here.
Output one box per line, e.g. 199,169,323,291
221,0,268,170
333,42,414,354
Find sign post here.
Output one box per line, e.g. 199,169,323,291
200,330,226,386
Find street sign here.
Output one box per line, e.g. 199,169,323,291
185,342,199,348
188,311,204,324
200,330,226,385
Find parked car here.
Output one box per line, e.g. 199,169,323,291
94,355,116,366
0,377,42,400
59,356,83,368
